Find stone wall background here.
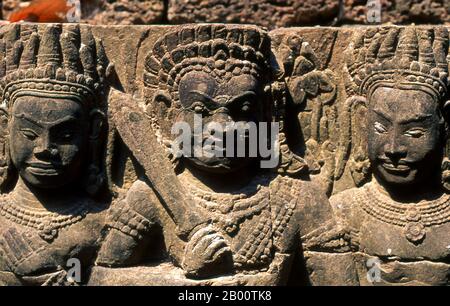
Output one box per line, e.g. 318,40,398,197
1,0,449,27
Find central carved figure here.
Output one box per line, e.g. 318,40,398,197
93,25,338,285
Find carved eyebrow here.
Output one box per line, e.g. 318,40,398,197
229,91,257,104
372,109,392,122
15,113,77,127
14,113,43,128
399,114,433,124
190,90,214,103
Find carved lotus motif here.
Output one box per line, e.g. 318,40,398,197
404,222,426,244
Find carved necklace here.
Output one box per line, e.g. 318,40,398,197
182,175,272,235
0,194,90,242
358,183,450,244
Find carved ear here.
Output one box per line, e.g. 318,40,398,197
89,109,105,140
0,106,10,149
0,106,12,190
152,90,172,108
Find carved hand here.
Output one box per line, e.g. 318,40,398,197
182,225,232,278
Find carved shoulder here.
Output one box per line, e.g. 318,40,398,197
107,180,159,240
329,187,363,228
270,176,334,236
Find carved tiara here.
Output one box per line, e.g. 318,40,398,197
143,24,271,103
345,27,449,103
0,23,111,109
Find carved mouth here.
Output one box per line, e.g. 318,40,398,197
27,162,61,176
381,162,410,173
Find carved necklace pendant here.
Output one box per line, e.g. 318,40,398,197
404,208,426,244
359,183,450,245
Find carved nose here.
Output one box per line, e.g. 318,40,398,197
34,136,58,158
384,139,407,161
210,111,234,129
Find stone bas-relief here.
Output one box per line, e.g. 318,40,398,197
88,24,343,286
1,23,450,286
329,27,450,285
0,23,112,285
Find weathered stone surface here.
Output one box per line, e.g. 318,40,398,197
168,0,341,29
0,23,449,286
343,0,449,25
1,0,164,24
86,0,165,25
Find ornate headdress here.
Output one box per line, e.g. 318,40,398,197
0,23,112,193
338,26,450,188
345,26,449,104
143,24,271,107
0,23,111,110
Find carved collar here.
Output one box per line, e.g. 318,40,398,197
358,182,450,244
0,194,91,242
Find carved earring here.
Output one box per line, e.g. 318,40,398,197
440,106,450,192
0,107,13,191
270,81,309,177
84,109,106,196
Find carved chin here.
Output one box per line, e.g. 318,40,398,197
20,167,73,189
186,156,249,173
376,165,417,185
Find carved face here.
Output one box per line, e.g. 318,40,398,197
175,71,265,173
367,87,444,187
9,96,90,189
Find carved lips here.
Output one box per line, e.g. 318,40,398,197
380,161,411,174
26,161,61,176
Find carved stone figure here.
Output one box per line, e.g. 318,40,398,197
330,26,450,285
90,25,338,286
0,23,112,285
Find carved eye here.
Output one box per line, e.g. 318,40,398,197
405,128,425,138
241,102,251,113
21,129,38,141
374,122,387,134
59,132,73,141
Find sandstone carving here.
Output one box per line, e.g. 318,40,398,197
89,24,341,286
0,23,112,285
0,19,449,287
330,26,450,285
272,32,339,196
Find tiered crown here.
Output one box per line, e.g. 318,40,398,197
0,23,110,109
345,27,449,104
143,24,271,105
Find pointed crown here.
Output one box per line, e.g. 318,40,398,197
345,26,449,105
0,23,110,110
